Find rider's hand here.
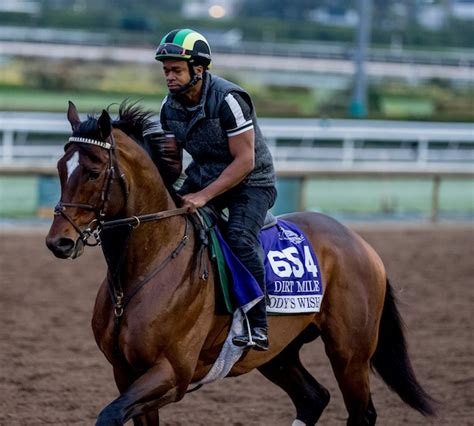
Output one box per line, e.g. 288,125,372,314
179,192,209,213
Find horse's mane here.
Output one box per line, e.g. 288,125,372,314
72,100,157,145
71,101,179,190
114,101,156,142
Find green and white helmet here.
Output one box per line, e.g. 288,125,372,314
155,28,212,70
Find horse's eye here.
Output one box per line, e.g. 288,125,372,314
88,170,101,181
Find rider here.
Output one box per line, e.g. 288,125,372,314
154,28,276,351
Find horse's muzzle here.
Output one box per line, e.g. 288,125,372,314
45,235,84,259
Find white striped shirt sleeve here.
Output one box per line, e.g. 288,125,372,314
222,92,254,137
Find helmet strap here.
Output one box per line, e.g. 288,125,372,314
170,62,203,95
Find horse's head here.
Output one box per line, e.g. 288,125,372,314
46,102,129,259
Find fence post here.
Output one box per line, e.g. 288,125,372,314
431,175,441,222
342,138,354,165
418,137,428,165
2,129,14,163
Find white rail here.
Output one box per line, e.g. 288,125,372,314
0,113,473,176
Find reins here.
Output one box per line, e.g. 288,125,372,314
100,207,189,230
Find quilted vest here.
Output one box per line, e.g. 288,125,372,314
160,73,275,189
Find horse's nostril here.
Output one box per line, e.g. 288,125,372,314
57,238,75,251
46,237,76,258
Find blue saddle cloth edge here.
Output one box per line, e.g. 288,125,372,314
214,228,264,313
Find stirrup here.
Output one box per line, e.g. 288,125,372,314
232,311,269,350
232,334,256,348
232,328,269,351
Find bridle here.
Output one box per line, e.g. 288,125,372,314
54,135,125,246
54,131,193,358
54,134,189,245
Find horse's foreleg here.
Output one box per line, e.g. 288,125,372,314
96,358,186,426
110,365,160,426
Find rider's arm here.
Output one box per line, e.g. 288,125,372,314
181,130,255,211
180,92,255,212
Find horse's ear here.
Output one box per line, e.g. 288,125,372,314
67,101,81,130
98,109,112,140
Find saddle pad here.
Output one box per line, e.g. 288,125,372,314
199,209,323,315
191,218,322,388
259,219,323,314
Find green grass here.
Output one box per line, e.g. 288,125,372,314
0,84,318,117
381,97,435,118
0,86,162,112
1,80,473,121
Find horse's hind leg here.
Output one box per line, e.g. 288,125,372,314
258,325,330,426
327,352,376,425
323,314,378,425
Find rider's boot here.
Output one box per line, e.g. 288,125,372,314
232,299,268,351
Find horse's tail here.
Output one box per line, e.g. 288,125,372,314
371,279,437,417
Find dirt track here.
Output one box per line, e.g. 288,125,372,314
0,224,473,425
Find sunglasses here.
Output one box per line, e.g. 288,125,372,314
155,43,193,57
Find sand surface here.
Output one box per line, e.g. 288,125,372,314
1,224,472,425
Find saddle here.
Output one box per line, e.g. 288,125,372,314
197,206,277,231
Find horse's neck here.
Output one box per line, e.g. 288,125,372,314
106,136,188,289
125,214,186,277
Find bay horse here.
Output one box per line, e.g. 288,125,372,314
45,101,435,426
